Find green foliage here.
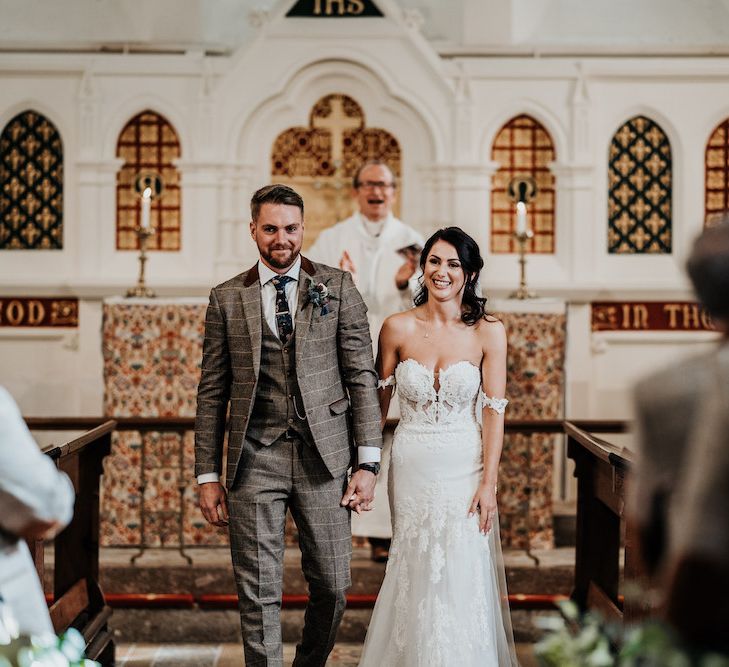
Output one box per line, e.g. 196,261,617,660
0,628,99,667
535,600,729,667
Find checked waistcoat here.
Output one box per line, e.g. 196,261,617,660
245,297,312,447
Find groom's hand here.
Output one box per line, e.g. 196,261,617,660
341,470,376,514
199,482,230,527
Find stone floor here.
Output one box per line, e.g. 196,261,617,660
115,642,540,666
84,546,573,644
55,545,565,663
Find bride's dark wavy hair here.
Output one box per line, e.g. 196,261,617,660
414,226,488,326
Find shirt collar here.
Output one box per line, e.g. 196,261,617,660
357,211,393,238
258,255,301,286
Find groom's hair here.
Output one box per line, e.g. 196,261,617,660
250,184,304,221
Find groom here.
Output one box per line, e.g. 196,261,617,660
195,184,382,666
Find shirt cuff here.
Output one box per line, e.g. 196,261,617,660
357,446,381,464
197,472,220,485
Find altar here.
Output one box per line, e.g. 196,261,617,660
100,297,566,551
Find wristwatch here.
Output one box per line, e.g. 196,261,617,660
358,462,380,475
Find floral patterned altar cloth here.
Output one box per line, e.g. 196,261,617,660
101,298,565,549
493,299,566,549
101,298,227,547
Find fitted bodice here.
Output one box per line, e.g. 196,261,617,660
393,359,482,428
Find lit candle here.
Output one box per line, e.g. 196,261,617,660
516,201,527,235
140,187,152,229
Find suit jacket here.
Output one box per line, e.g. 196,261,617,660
0,386,75,636
632,342,729,573
194,256,382,484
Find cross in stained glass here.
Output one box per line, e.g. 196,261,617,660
312,96,362,164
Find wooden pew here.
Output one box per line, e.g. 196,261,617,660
565,421,647,623
33,421,116,666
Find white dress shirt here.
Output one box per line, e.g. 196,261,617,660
197,255,378,486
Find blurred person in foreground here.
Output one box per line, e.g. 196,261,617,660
0,385,75,637
632,214,729,652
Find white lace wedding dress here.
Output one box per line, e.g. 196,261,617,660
358,359,518,667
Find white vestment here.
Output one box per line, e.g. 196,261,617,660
0,386,75,637
308,212,424,538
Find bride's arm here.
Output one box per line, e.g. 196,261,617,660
376,316,400,430
469,318,508,535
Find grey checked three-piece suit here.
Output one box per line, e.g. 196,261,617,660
194,257,382,666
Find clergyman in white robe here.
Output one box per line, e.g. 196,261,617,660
308,210,424,540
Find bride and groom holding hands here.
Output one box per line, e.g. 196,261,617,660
194,183,517,666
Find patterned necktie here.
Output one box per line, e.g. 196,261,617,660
271,275,294,344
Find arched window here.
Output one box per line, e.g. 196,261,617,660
608,116,672,253
705,118,729,227
490,115,556,254
271,93,401,249
0,110,63,249
116,111,181,250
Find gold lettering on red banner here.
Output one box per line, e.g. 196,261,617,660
0,298,78,327
592,302,715,332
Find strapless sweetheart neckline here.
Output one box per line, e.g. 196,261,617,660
396,358,479,394
396,358,479,376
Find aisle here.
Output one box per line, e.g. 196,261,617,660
116,643,361,666
116,643,539,666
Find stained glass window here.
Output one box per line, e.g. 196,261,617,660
116,111,181,251
490,115,556,254
705,118,729,227
0,110,63,249
608,116,672,254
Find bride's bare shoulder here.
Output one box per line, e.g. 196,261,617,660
474,315,507,351
380,309,418,340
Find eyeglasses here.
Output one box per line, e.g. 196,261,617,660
356,181,396,190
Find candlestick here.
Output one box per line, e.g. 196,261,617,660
509,229,538,300
127,185,156,298
126,225,156,298
507,175,539,300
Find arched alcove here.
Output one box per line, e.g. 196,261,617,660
270,93,402,248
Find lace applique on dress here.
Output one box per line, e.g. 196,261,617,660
377,375,396,390
395,358,482,427
479,393,509,415
386,480,494,665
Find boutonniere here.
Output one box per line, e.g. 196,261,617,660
306,278,337,316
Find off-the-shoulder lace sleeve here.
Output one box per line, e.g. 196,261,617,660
377,375,396,390
475,391,508,426
478,392,508,415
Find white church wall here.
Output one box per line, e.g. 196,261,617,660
0,300,103,415
587,331,720,420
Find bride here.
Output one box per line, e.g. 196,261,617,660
358,227,518,666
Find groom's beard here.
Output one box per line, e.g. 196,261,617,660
261,244,300,270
